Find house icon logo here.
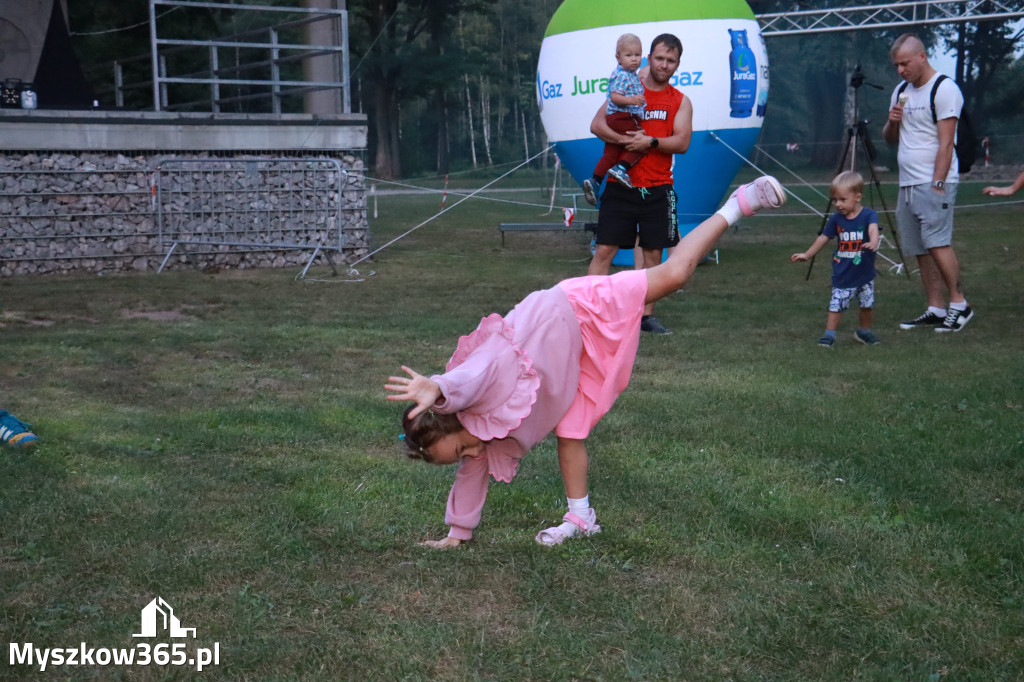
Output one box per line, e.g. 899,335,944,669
133,597,196,638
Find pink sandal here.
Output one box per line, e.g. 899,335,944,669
731,175,786,216
535,509,601,546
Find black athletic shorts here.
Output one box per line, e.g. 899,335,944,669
595,183,679,250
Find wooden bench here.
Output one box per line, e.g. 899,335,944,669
498,221,596,247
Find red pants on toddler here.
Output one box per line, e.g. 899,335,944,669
593,111,645,178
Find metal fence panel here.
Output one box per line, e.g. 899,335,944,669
155,157,348,274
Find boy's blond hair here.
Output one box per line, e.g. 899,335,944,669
831,170,864,196
616,33,642,53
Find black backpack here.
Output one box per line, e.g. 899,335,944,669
897,75,978,173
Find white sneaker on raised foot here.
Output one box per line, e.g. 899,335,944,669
732,175,786,216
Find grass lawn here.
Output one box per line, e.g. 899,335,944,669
1,177,1021,681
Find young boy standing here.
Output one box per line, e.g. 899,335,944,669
582,33,647,205
791,171,881,347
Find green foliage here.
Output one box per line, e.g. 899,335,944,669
65,3,1024,176
1,179,1022,680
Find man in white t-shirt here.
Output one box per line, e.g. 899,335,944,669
883,33,973,333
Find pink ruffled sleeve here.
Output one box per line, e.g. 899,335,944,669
431,313,540,441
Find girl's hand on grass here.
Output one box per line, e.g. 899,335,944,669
982,186,1012,196
419,537,462,549
385,366,442,418
791,252,809,262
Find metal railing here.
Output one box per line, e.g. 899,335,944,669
90,1,350,113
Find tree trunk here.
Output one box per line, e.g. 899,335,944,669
521,109,529,160
955,23,967,85
373,84,401,179
464,74,477,168
480,76,493,166
436,88,450,174
364,0,402,179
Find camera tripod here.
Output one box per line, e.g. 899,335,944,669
806,66,908,280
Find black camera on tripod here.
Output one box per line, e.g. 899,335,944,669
849,64,884,92
850,65,866,90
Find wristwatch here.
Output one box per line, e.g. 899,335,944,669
932,180,945,190
650,137,659,148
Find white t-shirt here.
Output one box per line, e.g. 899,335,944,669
889,73,963,187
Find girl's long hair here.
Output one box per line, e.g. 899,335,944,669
401,405,464,462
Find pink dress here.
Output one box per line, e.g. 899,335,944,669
431,270,648,540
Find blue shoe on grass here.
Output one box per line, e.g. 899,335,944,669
0,410,39,448
854,330,881,345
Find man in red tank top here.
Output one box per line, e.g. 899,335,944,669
586,34,694,335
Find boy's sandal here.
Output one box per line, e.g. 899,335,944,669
535,511,601,546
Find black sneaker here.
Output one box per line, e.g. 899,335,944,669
898,311,944,330
818,335,835,348
935,306,974,333
640,315,672,335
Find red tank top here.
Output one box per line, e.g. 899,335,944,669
628,85,684,188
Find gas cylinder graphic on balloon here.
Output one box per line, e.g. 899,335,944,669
537,0,768,255
728,28,756,118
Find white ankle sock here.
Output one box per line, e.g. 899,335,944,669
928,305,947,317
567,495,590,518
950,300,968,311
715,197,744,226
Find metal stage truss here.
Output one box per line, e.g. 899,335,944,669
758,0,1024,36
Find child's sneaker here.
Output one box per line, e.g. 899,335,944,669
818,335,835,348
606,163,634,189
935,306,974,333
582,178,600,206
854,330,881,345
732,175,786,216
641,315,672,335
0,411,39,449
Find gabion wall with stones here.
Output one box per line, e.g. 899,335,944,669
0,151,368,277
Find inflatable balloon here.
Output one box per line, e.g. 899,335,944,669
537,0,768,261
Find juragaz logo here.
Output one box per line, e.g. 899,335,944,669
539,72,705,101
734,51,755,80
8,597,221,673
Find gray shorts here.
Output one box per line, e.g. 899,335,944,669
896,183,957,256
